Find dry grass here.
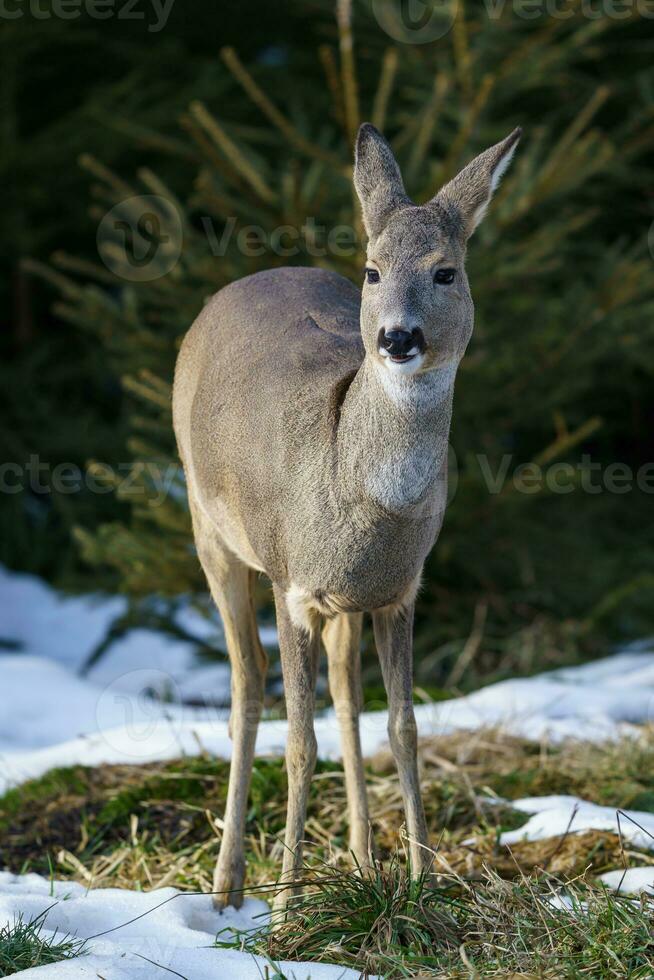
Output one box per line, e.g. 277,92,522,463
435,829,633,881
250,860,654,978
3,728,654,892
3,728,654,975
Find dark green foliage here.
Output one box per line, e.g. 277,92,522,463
19,1,654,684
0,0,339,585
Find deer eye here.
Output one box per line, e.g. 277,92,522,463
365,268,380,284
434,268,456,285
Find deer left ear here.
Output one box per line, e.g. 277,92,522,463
433,127,522,239
354,123,412,240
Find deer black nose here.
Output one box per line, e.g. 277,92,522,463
378,327,424,357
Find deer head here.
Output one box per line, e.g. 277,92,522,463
353,123,521,379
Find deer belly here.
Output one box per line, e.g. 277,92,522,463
285,571,421,633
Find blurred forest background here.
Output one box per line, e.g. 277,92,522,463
2,0,654,692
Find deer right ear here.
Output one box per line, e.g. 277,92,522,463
433,128,522,239
354,123,411,240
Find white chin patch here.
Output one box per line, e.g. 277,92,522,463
379,350,425,376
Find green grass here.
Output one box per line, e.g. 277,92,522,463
259,857,462,976
0,907,85,976
3,730,654,976
0,767,89,829
224,861,654,979
4,731,654,888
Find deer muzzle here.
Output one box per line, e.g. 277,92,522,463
378,327,425,362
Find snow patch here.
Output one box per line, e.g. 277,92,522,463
501,795,654,851
0,565,276,707
599,866,654,895
3,563,654,800
2,563,654,791
0,872,369,979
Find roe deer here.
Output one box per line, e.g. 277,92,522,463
173,123,521,910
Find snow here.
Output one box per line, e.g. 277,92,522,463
0,872,370,979
2,566,654,792
3,650,654,794
501,795,654,851
0,567,125,670
3,566,654,976
0,565,276,706
598,866,654,895
547,866,654,914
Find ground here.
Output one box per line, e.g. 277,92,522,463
3,728,654,977
3,569,654,976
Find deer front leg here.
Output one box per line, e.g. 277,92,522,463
372,602,430,874
273,584,320,913
323,612,372,867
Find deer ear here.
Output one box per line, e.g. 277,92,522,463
354,123,412,240
434,127,522,239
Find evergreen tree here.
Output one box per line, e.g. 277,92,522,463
31,0,654,687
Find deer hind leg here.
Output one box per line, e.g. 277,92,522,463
372,602,430,875
322,612,373,867
272,583,320,914
191,505,267,910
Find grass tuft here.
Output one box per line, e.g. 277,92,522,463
267,856,461,974
224,859,654,978
0,907,86,976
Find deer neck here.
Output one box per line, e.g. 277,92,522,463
336,355,457,515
